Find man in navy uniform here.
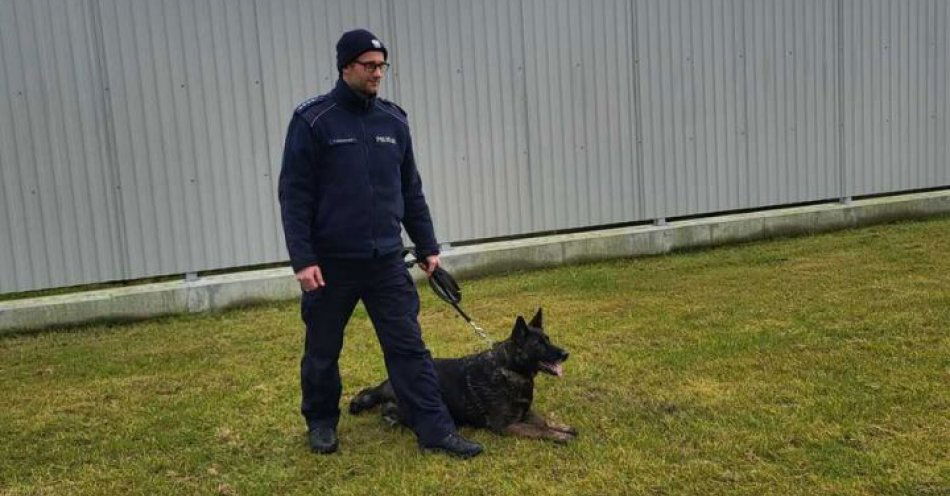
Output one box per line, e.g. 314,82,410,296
278,29,482,459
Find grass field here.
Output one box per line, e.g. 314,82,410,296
1,216,948,495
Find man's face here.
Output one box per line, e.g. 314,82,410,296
341,50,387,96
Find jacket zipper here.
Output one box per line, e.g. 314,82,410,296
359,116,377,255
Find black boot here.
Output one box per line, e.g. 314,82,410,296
420,433,483,459
307,426,338,454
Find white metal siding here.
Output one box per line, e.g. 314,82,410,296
637,0,841,218
522,0,643,232
843,0,950,196
0,0,123,291
1,0,948,294
96,0,277,279
384,0,515,242
742,0,842,206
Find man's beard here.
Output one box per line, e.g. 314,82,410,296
360,82,378,96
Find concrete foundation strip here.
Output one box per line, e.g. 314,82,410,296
1,189,947,334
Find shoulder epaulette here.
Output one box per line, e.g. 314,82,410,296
378,98,408,116
376,98,409,126
295,94,327,113
295,94,336,126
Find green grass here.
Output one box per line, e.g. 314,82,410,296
2,216,948,495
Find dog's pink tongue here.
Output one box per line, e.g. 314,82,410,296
550,362,564,377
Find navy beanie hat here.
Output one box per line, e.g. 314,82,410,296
336,29,388,71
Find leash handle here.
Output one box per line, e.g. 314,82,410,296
402,249,494,346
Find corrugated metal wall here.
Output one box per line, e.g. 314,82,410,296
0,0,123,292
843,0,950,196
1,0,948,294
637,0,842,218
96,0,278,280
394,0,534,240
521,0,643,232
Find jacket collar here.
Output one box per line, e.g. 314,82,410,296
331,78,376,113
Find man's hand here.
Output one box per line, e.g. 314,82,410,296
419,255,440,278
296,265,325,292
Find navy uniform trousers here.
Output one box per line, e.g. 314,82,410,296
299,252,455,445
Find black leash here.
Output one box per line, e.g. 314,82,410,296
403,250,493,345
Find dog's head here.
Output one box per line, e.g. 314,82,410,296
507,308,570,377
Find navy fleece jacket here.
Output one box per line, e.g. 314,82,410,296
278,79,439,272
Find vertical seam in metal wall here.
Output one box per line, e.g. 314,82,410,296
49,0,81,283
1,2,27,289
470,0,487,236
149,2,175,270
67,1,95,279
837,0,847,198
481,1,499,235
249,0,280,256
89,0,130,280
935,0,942,186
927,0,934,186
208,6,237,266
518,0,534,229
25,1,56,287
573,1,587,228
454,2,475,236
740,0,751,208
385,0,401,103
630,0,645,219
684,2,695,212
133,2,159,273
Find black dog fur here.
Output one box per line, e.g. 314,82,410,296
349,308,577,443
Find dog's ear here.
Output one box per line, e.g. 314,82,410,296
528,307,543,328
511,316,529,342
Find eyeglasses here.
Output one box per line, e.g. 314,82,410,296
352,61,391,73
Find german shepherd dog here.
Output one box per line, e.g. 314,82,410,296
349,308,578,443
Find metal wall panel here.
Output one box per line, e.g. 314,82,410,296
97,0,277,279
637,0,743,218
392,0,535,241
637,0,841,219
0,0,122,292
522,0,643,232
742,0,841,206
843,0,950,196
2,0,948,294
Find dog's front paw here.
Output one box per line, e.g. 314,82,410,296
549,429,577,444
549,422,578,436
380,402,401,427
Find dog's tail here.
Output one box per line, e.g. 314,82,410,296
348,381,390,415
